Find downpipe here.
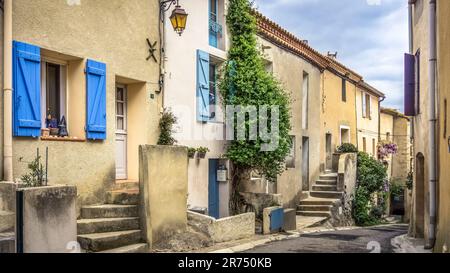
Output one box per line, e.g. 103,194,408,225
3,0,13,182
426,0,437,249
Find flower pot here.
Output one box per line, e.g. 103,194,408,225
41,128,50,137
50,128,59,136
197,152,206,159
188,152,196,159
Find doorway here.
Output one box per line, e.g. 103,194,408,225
415,153,425,238
302,137,310,191
115,85,127,180
325,133,332,171
208,159,220,218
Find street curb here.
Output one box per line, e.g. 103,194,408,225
208,223,409,253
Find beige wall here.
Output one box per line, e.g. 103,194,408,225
411,0,431,241
2,0,161,208
139,145,188,248
356,88,380,157
380,112,394,178
436,0,450,253
320,70,358,171
257,37,321,208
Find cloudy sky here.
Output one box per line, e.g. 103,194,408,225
254,0,408,111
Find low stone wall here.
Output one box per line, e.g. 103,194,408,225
188,211,255,243
330,153,357,226
240,192,282,219
139,145,188,248
19,185,77,253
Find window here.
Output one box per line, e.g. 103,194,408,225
41,60,67,129
363,137,367,152
342,79,347,102
302,72,309,130
209,0,222,48
285,136,296,168
365,94,371,119
340,126,350,145
372,139,376,156
209,63,217,119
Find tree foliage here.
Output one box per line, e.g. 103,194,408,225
157,108,178,146
218,0,291,183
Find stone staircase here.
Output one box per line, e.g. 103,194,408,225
77,180,148,253
297,173,342,220
0,210,15,253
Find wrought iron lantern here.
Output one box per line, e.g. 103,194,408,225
161,0,188,36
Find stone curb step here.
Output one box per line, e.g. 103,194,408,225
315,180,338,185
310,191,343,199
77,217,140,235
78,230,142,252
299,198,338,206
312,185,338,192
296,211,332,217
106,190,140,205
297,205,333,212
98,243,148,253
113,180,140,191
81,205,138,219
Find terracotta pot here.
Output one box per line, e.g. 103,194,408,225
50,128,59,136
41,128,50,137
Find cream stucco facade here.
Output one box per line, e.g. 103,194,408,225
0,0,161,209
256,36,322,209
164,0,230,218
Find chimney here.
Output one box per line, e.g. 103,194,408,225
327,51,338,59
302,40,309,45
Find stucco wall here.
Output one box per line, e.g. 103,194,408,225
257,36,321,209
380,112,395,178
20,185,77,253
164,0,230,216
320,70,358,172
7,0,161,208
411,0,431,241
356,88,380,157
436,0,450,253
0,12,4,179
139,145,188,248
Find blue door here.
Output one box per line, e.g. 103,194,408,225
208,159,219,218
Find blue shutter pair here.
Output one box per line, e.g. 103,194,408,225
197,50,210,122
13,41,106,140
404,53,417,116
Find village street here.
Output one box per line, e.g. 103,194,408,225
242,224,411,253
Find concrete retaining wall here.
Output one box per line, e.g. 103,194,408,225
19,185,77,253
240,192,282,219
188,211,255,243
139,145,188,248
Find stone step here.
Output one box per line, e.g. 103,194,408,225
78,230,142,252
297,205,333,212
77,217,139,235
113,180,140,191
310,191,343,199
296,211,332,218
312,185,338,192
0,232,15,253
106,190,139,205
315,180,337,186
0,211,15,233
319,174,338,181
98,243,148,253
81,205,138,219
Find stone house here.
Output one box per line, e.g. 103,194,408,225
405,0,450,252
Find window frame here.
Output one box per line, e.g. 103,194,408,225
40,57,68,130
341,78,347,102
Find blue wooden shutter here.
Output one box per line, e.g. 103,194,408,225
197,50,210,122
86,59,107,140
13,41,41,137
404,53,416,116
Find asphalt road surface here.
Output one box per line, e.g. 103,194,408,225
243,224,409,253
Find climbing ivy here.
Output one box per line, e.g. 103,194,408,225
219,0,291,214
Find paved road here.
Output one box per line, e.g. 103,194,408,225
243,224,408,253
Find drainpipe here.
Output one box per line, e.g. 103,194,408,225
426,0,437,249
378,96,386,142
3,0,13,182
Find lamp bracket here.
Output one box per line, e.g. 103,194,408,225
160,0,178,13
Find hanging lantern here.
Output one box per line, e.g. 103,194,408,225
169,4,188,36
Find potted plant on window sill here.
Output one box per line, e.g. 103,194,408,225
188,147,196,159
197,147,210,159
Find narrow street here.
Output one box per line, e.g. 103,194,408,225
242,225,409,253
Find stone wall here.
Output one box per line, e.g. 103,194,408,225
19,185,77,253
139,145,188,249
188,211,255,243
240,192,282,220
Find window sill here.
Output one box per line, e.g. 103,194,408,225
40,136,86,142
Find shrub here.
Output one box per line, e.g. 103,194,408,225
20,155,46,188
157,108,177,146
337,143,358,153
389,180,405,198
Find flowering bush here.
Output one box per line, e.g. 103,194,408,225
377,141,398,160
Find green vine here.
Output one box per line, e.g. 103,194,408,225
219,0,291,214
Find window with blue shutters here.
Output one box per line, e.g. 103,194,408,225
86,59,107,140
13,41,42,137
197,50,210,122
